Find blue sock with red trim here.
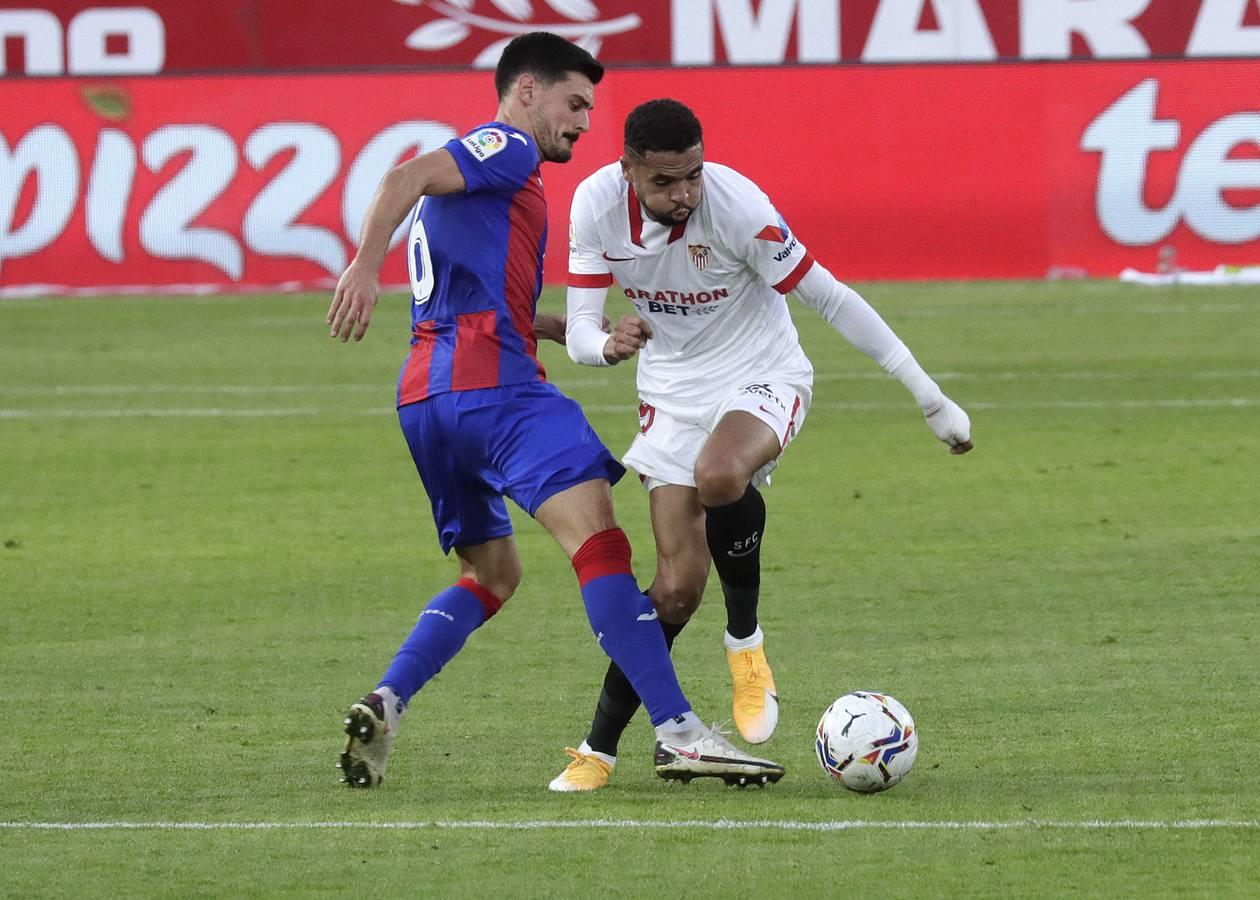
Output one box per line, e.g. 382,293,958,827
378,578,503,704
572,528,690,726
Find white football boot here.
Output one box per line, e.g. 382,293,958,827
337,691,399,788
654,724,785,787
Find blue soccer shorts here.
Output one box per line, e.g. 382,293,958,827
398,381,625,554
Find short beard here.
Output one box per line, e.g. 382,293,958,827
538,130,578,164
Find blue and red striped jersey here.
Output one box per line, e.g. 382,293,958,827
396,122,548,407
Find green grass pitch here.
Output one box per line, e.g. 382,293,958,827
2,281,1258,897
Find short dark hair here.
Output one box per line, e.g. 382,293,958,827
494,32,604,99
624,99,703,155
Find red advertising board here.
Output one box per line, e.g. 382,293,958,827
3,0,1260,76
2,60,1259,293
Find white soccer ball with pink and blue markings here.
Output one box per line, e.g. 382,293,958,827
815,691,918,793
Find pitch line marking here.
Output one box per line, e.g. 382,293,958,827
4,370,1259,396
0,384,384,396
1,819,1257,832
2,398,1258,420
0,407,329,419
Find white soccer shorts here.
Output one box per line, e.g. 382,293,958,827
623,379,812,492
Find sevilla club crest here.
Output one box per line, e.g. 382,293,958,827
688,243,711,271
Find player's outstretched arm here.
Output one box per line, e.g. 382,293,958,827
327,149,466,342
792,263,973,454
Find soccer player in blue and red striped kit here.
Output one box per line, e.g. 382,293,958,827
326,32,783,789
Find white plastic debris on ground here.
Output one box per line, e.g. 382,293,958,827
1119,265,1260,286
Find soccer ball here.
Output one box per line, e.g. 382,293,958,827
815,691,918,793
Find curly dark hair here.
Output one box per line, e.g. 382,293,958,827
624,99,703,155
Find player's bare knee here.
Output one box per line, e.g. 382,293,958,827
651,578,704,623
493,562,523,601
693,461,749,507
535,480,619,556
465,562,521,602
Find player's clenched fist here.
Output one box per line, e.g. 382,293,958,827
924,396,974,455
603,315,654,364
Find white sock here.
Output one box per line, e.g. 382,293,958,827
374,685,404,732
724,625,764,652
654,710,704,743
578,740,615,767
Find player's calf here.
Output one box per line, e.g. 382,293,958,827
572,528,691,725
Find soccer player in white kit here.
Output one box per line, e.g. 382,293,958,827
549,99,972,791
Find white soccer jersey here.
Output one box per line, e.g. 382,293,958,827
568,162,816,416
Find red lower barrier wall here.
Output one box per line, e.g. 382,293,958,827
2,60,1258,293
